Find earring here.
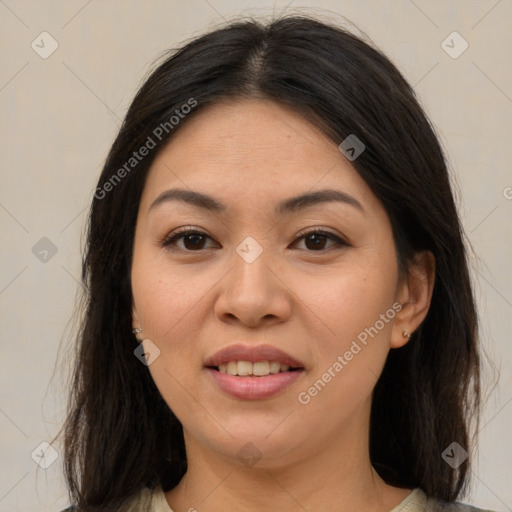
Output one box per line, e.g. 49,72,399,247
132,328,142,335
402,330,411,339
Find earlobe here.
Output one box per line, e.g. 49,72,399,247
391,250,435,349
132,301,141,332
131,295,145,342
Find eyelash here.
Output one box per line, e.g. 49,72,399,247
159,227,349,253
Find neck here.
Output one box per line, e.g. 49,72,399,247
165,403,411,512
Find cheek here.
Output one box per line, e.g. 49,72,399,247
292,283,395,426
131,247,211,343
295,254,397,341
131,255,207,410
290,247,398,404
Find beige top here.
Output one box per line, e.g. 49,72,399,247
126,486,494,511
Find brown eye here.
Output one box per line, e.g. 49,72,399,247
293,230,348,251
161,230,215,251
305,233,329,250
160,228,348,253
181,232,208,250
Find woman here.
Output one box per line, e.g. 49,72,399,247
59,15,494,512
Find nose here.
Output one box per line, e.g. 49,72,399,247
213,244,292,328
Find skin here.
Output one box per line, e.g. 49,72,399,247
131,99,435,512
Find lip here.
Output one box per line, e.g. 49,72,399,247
204,344,305,369
206,367,304,400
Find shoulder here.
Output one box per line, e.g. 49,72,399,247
394,488,496,512
426,501,496,511
58,486,157,511
426,502,496,511
422,489,496,512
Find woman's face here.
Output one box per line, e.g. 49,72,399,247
131,99,414,467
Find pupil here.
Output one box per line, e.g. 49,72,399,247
185,234,204,250
306,234,326,250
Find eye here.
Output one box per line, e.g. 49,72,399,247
292,228,348,251
160,227,348,252
160,228,217,251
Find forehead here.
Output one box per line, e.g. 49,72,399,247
139,99,381,217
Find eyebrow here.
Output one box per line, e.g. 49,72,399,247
148,188,364,215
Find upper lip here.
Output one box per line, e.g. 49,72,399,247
204,344,305,369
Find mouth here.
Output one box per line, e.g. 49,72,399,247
204,343,305,373
206,361,303,377
203,344,305,400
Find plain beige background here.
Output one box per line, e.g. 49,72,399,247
0,1,511,511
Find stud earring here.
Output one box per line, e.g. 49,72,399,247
402,330,411,339
132,328,142,335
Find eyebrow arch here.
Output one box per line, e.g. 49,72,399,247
148,188,364,215
277,189,364,215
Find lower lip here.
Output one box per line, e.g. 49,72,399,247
206,368,304,400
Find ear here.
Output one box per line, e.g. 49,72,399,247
391,250,435,349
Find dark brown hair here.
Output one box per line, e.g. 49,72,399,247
58,14,480,511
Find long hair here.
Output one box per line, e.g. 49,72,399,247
59,15,480,510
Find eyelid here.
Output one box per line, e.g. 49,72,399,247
160,226,215,248
294,226,347,243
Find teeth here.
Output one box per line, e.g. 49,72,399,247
217,360,294,377
252,361,269,376
227,361,237,375
269,361,281,374
237,361,252,376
